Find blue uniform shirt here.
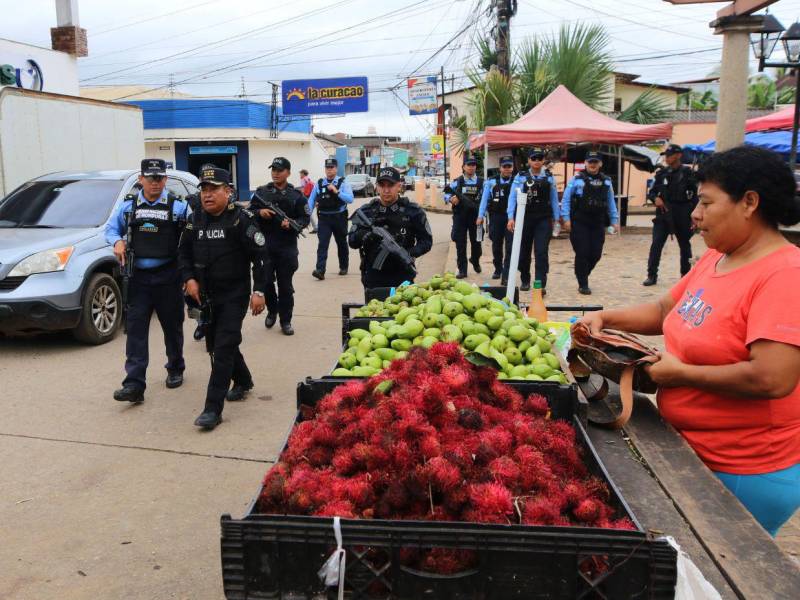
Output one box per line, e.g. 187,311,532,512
507,170,560,221
307,177,354,214
105,189,190,269
561,173,619,225
478,176,515,219
444,175,480,204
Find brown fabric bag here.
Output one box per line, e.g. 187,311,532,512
569,322,660,429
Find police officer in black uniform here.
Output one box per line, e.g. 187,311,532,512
446,156,484,278
106,158,189,404
250,157,310,336
643,144,697,286
348,166,433,290
476,155,515,283
179,167,267,430
309,158,354,280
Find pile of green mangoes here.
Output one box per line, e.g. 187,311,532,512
354,273,486,317
335,279,566,383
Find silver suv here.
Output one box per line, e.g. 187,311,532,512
0,169,199,344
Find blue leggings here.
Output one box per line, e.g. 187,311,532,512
714,462,800,536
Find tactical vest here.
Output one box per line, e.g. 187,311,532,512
488,176,512,214
255,184,302,235
455,176,483,211
661,166,696,205
316,177,345,212
190,206,250,288
129,195,180,259
571,172,609,220
523,173,552,219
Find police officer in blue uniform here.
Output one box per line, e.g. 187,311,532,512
445,156,484,278
476,155,515,283
643,144,697,286
308,158,354,280
507,148,560,292
562,151,619,295
349,167,433,290
249,157,310,336
179,167,267,430
106,159,189,403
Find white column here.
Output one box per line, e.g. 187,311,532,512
55,0,80,26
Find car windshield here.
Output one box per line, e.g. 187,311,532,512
0,179,124,228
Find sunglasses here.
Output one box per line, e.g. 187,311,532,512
144,175,165,182
530,155,544,161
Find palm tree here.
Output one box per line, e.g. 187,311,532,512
747,74,776,109
475,35,499,73
465,66,517,130
676,90,718,110
617,88,673,124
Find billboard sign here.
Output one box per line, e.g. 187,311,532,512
430,134,444,159
282,77,368,115
407,76,438,115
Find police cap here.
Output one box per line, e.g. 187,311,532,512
324,158,338,168
376,166,401,184
499,155,514,166
199,166,231,186
270,157,291,171
662,143,683,156
141,158,167,177
585,151,602,162
463,156,478,166
528,148,545,160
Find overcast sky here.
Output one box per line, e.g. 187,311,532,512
6,0,800,138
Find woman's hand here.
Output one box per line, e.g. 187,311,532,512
576,311,604,336
644,351,686,387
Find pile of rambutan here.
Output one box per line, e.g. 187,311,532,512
258,342,635,574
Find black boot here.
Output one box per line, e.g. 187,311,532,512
642,276,658,286
281,323,295,336
470,257,482,273
166,371,183,389
226,383,253,401
264,312,277,328
312,269,325,280
113,386,144,403
491,270,501,280
194,411,221,430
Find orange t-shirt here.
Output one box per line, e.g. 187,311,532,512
659,244,800,474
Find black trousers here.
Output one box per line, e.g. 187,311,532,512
123,263,185,391
204,296,252,416
451,206,481,273
515,215,552,287
315,211,349,272
569,220,606,288
265,244,299,325
487,212,512,276
647,203,694,279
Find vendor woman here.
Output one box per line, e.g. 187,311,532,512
579,146,800,536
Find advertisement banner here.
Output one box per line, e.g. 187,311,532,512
282,76,368,115
407,76,438,115
430,134,444,159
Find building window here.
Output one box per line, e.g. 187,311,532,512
614,98,622,112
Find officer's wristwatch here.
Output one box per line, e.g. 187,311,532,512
253,291,265,297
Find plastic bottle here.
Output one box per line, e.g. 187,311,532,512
528,280,548,323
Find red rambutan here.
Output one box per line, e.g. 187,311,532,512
424,456,463,492
522,497,562,526
488,456,522,488
522,394,550,417
468,482,514,521
316,500,356,518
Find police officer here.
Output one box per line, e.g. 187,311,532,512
445,156,484,278
643,143,697,286
476,155,515,283
179,167,267,430
348,166,433,289
250,157,310,336
106,158,189,404
507,148,560,292
308,158,354,280
562,151,619,295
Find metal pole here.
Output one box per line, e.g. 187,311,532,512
441,66,448,186
506,185,526,301
791,68,800,170
484,142,489,180
617,145,623,234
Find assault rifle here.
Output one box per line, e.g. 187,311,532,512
194,267,215,365
121,211,135,333
252,191,306,237
350,209,416,276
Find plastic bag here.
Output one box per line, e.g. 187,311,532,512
664,536,722,600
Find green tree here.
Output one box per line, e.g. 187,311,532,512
677,90,718,110
617,88,673,124
747,75,776,109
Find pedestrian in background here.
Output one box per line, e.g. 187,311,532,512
308,158,354,280
300,169,318,233
445,156,483,278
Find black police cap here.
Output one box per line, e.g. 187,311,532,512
376,166,401,183
662,143,683,155
585,151,602,162
499,155,514,166
141,158,167,176
463,156,478,166
271,157,291,171
528,148,545,159
325,158,338,168
199,166,231,186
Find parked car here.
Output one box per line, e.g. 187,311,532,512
0,169,199,344
345,173,375,197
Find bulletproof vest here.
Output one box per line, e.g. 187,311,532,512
488,176,512,214
129,195,179,259
571,172,609,219
523,173,552,218
455,176,482,210
662,166,696,205
316,177,345,212
368,198,414,251
190,206,249,289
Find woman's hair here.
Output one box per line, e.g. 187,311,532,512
695,145,800,227
299,169,309,176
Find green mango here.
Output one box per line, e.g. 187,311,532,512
391,338,411,351
445,291,464,303
531,363,553,378
497,372,509,380
356,337,373,361
395,350,408,360
338,353,357,369
508,325,531,343
375,347,397,361
429,276,444,289
472,307,490,323
386,294,402,304
489,305,505,317
461,294,483,315
526,373,544,381
510,365,529,378
536,328,548,338
463,334,483,351
385,324,402,339
421,336,438,349
518,340,532,354
490,335,509,352
487,315,504,331
369,321,387,336
387,303,400,314
402,319,424,339
475,340,492,357
536,337,552,353
396,307,416,325
501,319,516,332
345,346,357,356
525,344,542,362
503,311,517,321
350,328,369,340
545,374,562,382
423,328,442,339
451,313,469,327
441,324,463,342
425,296,443,315
436,314,451,328
443,301,464,318
460,320,477,336
504,346,523,365
402,287,417,302
489,347,510,372
353,365,379,377
422,313,440,328
331,368,353,377
361,356,382,370
543,352,561,371
371,334,389,349
348,337,360,348
454,281,474,296
472,323,490,336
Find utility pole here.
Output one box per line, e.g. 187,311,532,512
495,0,517,75
269,83,279,139
440,65,448,184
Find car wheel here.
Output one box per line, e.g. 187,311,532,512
72,273,122,345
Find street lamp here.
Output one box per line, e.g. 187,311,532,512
751,15,800,168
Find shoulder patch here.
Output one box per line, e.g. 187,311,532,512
253,231,265,246
242,208,254,218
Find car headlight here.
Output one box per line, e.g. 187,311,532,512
9,246,75,277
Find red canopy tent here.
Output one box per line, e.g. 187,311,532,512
745,105,795,132
469,85,672,150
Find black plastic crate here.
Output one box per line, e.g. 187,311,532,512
220,380,677,599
